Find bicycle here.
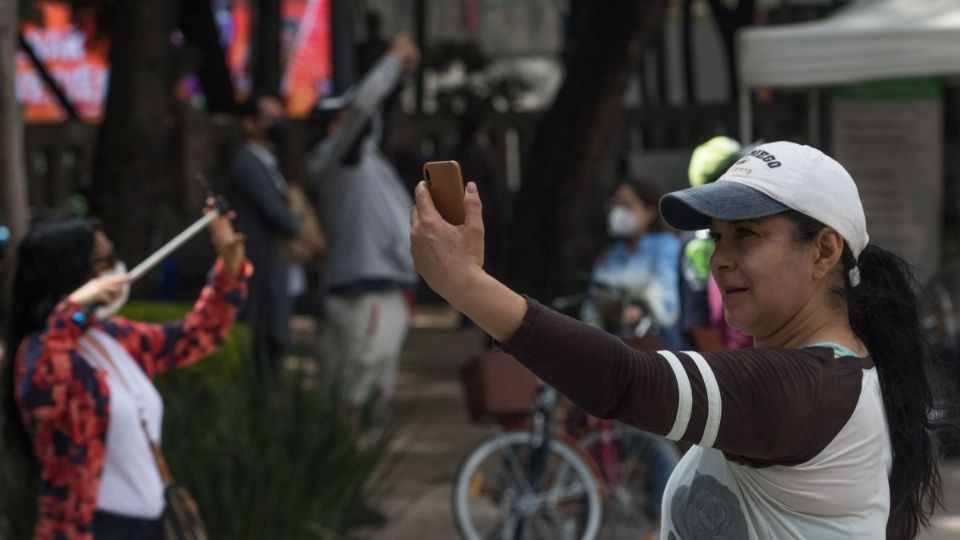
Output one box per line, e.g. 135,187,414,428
453,288,672,540
453,383,603,540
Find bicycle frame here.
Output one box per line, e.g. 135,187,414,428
590,417,624,488
528,385,557,490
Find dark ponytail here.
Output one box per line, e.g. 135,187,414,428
786,210,941,539
845,245,941,539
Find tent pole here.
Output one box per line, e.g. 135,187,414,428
808,88,821,147
739,86,753,142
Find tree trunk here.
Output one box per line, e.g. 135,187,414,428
682,0,696,105
180,0,235,112
91,0,180,267
0,0,29,252
254,0,281,93
706,0,756,102
331,0,357,93
508,0,668,299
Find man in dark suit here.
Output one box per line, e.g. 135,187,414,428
227,94,300,375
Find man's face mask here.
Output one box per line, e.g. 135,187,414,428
265,118,289,150
96,260,130,319
607,206,639,238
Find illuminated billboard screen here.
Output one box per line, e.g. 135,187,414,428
16,1,109,123
17,0,333,123
216,0,333,117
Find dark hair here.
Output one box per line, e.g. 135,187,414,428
306,104,349,138
2,218,98,461
615,178,667,232
784,209,942,539
235,93,282,121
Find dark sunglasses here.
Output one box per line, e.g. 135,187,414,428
91,251,118,270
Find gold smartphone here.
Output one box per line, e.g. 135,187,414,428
423,160,466,225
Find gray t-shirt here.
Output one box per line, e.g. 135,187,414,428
305,56,416,289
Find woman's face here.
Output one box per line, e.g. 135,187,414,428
709,215,820,339
613,184,656,237
90,231,116,276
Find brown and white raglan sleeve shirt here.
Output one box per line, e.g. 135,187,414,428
500,298,892,540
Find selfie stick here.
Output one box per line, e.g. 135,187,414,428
127,174,230,283
81,174,230,318
127,209,221,282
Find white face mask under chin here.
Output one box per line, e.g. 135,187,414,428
96,261,130,319
607,207,639,238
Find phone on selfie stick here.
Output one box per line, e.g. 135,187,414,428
423,161,466,225
195,172,231,215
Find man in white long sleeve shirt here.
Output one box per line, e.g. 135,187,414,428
305,34,420,410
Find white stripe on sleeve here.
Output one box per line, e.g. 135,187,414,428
684,351,723,448
658,350,692,440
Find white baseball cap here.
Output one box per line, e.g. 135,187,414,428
660,141,869,259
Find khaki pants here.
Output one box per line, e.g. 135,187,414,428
322,291,410,405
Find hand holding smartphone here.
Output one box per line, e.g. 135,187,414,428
423,160,466,225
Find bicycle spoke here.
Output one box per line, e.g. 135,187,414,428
530,512,559,540
544,507,577,540
495,439,536,494
536,481,590,505
496,457,527,495
500,514,519,540
548,461,577,492
541,459,590,501
511,516,528,540
481,515,517,540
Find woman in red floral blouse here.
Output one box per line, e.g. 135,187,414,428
2,206,249,539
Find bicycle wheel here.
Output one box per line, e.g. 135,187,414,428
580,425,676,539
453,431,603,540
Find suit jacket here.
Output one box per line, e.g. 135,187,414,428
226,145,299,344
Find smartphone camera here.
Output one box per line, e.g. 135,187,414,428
425,168,432,184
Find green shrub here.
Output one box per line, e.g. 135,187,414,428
161,356,389,538
126,301,390,538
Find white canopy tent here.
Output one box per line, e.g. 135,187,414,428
736,0,960,140
735,0,960,278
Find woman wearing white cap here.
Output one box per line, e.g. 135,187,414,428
410,141,940,539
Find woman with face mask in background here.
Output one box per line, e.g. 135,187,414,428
581,178,686,349
2,206,249,539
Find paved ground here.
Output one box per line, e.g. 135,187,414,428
356,309,960,540
356,322,490,540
